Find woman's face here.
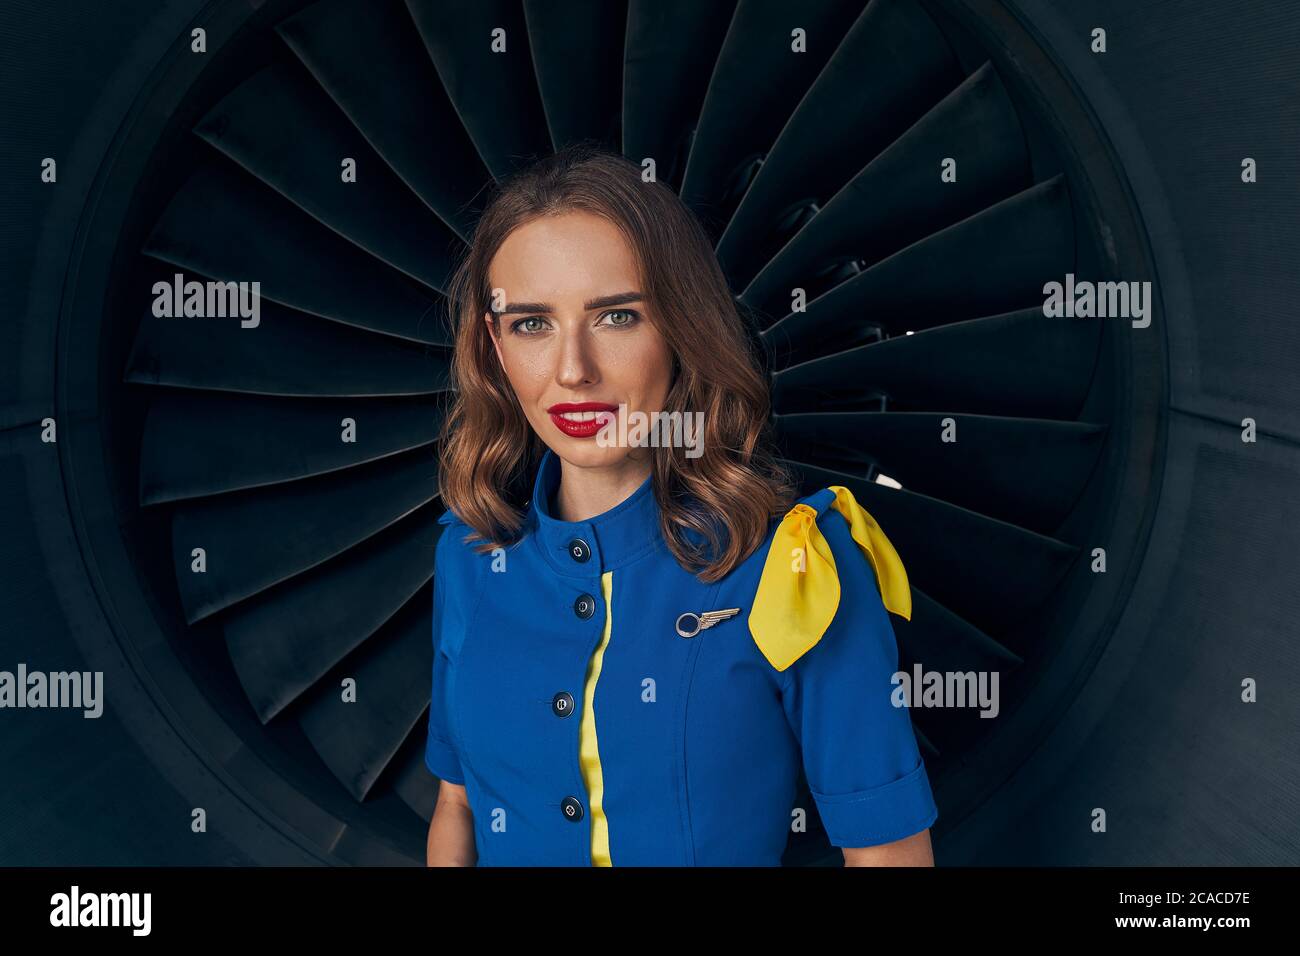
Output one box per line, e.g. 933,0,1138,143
484,210,675,471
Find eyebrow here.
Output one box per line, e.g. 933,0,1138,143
495,291,645,315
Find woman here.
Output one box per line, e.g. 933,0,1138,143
424,144,937,867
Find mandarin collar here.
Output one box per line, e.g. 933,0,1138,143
527,447,663,575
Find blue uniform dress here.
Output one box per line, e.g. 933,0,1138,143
425,448,937,866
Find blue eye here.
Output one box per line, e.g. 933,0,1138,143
511,316,548,334
509,310,638,334
602,309,639,327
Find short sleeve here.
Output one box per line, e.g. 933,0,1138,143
778,509,937,848
424,528,465,785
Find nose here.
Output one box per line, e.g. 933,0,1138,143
554,318,598,389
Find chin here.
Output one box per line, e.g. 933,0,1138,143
548,434,644,468
549,439,633,470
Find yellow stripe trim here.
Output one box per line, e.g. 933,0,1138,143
578,570,614,866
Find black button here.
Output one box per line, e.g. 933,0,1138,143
552,692,575,717
573,593,596,619
567,538,591,563
561,796,584,821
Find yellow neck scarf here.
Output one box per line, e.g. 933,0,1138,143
748,486,911,672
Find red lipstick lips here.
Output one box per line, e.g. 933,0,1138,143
547,402,618,439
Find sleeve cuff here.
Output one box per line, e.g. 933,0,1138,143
811,759,938,848
424,735,465,786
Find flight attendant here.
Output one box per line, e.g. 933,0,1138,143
424,145,937,867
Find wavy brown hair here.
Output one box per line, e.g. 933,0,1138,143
437,143,798,583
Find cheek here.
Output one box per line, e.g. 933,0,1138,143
603,332,673,399
499,345,552,395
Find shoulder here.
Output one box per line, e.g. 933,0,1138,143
434,507,489,591
744,484,912,673
435,505,466,554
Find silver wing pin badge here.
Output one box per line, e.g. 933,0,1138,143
674,608,741,638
